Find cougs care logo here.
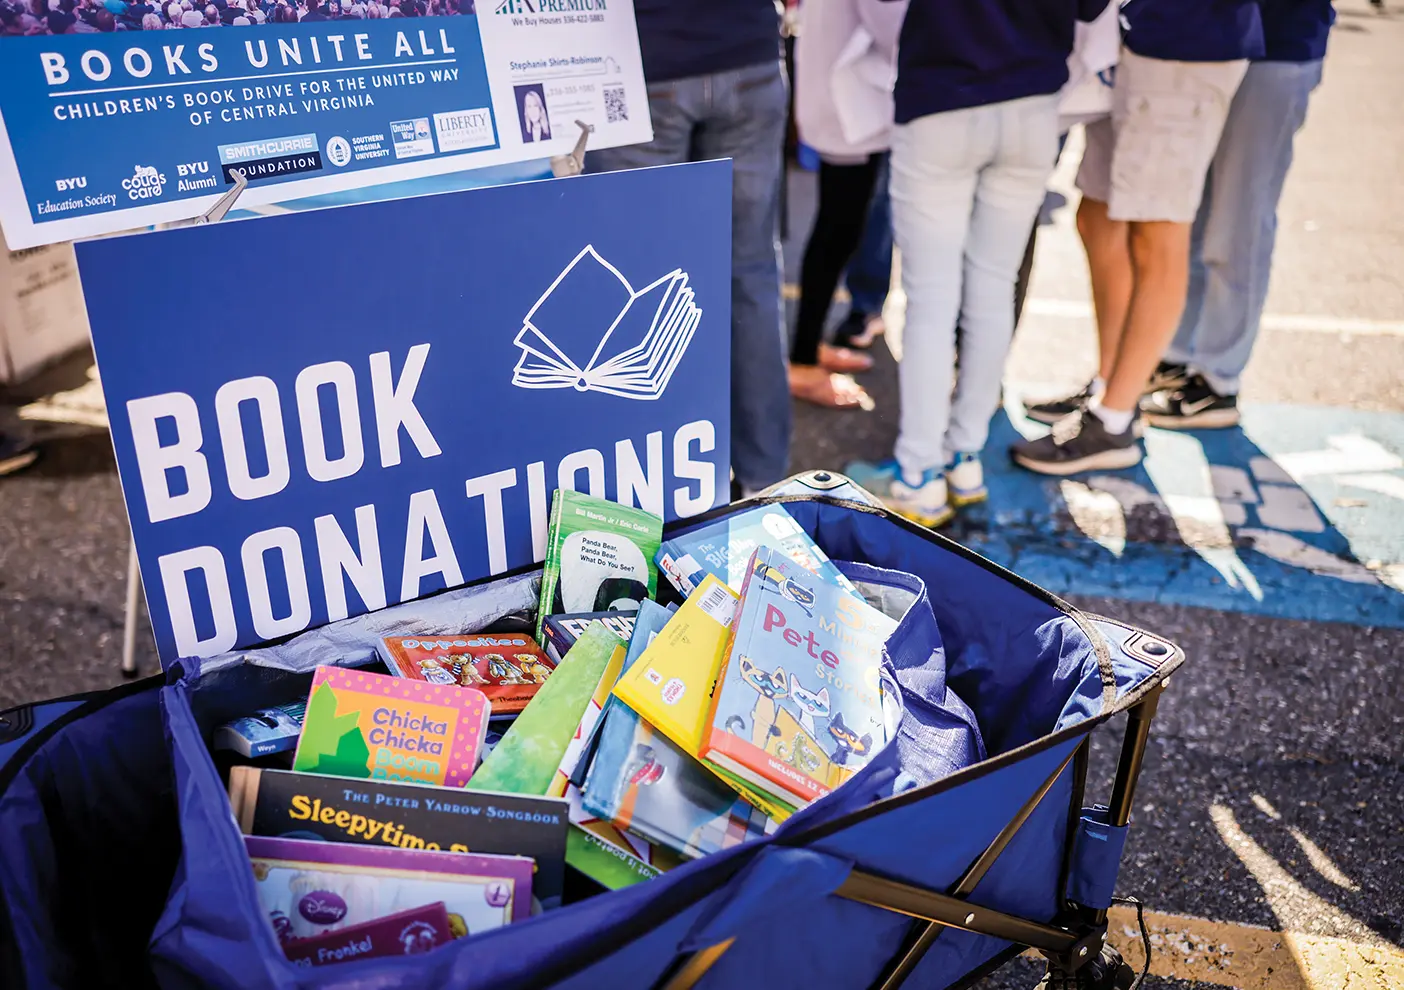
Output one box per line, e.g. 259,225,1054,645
122,165,166,201
297,891,348,925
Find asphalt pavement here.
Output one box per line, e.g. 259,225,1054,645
1,3,1402,987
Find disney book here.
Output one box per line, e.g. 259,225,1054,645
380,634,556,715
702,548,895,809
245,835,531,943
656,504,856,596
291,666,491,789
534,489,663,644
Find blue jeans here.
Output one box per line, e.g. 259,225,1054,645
844,153,893,317
1166,59,1324,395
587,60,791,490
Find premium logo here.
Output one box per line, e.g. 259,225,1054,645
122,165,166,201
495,0,534,12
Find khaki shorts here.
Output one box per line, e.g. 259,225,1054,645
1076,49,1248,223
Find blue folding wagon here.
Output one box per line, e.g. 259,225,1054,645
0,471,1178,990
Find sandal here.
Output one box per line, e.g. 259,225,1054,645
818,343,873,374
789,365,875,410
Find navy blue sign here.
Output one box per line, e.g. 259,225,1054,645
76,161,730,665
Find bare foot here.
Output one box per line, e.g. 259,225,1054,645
789,365,875,410
818,343,873,373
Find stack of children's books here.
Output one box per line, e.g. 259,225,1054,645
211,490,899,966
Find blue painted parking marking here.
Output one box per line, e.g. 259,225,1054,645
945,399,1404,628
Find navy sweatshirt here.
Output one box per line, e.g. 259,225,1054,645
630,0,783,84
1122,0,1265,62
1259,0,1334,62
891,0,1111,124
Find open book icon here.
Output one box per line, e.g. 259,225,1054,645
512,245,702,400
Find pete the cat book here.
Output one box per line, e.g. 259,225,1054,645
702,548,895,808
291,666,490,789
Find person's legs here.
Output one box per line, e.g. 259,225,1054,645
792,157,881,364
692,59,792,492
945,94,1060,463
1023,117,1132,425
1099,53,1250,416
789,155,881,406
1163,59,1323,398
838,152,893,346
1014,51,1247,474
849,105,987,524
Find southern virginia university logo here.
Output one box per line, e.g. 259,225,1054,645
122,165,166,200
510,245,701,400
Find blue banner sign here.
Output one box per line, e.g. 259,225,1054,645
0,5,651,247
76,161,730,665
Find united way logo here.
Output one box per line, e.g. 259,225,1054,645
510,245,701,400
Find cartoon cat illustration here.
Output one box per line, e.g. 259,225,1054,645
789,675,831,737
827,712,873,767
516,654,552,684
737,655,788,748
752,559,816,617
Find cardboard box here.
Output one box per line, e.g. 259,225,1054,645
0,239,91,384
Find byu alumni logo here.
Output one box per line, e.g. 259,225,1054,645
511,245,700,400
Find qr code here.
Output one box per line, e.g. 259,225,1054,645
604,85,628,123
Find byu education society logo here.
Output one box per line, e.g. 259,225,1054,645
510,245,701,400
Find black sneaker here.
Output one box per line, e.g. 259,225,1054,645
1141,374,1240,430
1011,408,1143,475
1023,381,1096,425
1023,362,1188,426
0,432,38,477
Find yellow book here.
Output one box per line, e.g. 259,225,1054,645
611,574,738,753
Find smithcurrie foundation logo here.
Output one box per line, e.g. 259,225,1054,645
510,245,701,400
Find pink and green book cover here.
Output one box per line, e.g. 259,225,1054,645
292,666,490,789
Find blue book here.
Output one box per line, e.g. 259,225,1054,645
580,602,773,860
702,548,895,809
655,504,856,597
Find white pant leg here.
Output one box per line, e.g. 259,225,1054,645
946,94,1060,457
889,105,988,476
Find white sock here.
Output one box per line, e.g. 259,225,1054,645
1089,398,1133,435
1089,376,1106,399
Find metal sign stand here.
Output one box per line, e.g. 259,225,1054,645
119,170,247,678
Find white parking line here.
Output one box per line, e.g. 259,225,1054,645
1023,298,1404,337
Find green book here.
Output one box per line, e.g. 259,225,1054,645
466,623,626,795
535,489,664,645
